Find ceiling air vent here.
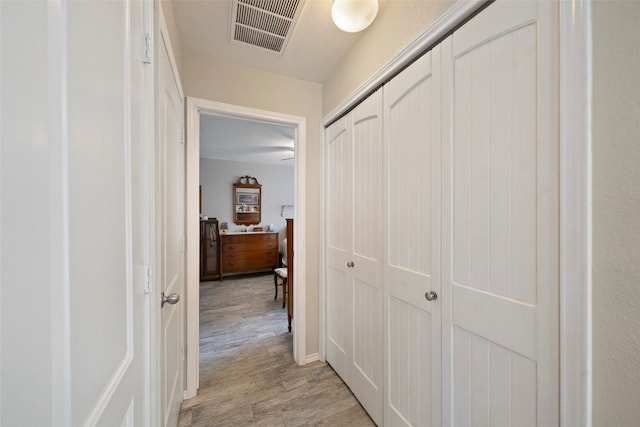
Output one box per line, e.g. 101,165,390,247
230,0,304,54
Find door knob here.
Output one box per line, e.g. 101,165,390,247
424,291,438,301
161,292,180,308
347,261,355,268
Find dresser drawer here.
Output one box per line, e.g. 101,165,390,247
221,233,277,244
221,256,277,273
221,248,278,261
222,241,277,253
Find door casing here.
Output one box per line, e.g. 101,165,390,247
184,97,308,398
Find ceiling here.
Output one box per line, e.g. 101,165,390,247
200,113,296,165
171,0,373,164
171,0,370,83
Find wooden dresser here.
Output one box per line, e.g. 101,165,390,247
220,232,279,279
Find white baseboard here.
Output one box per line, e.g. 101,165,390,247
305,353,320,364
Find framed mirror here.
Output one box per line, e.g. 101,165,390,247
233,175,261,225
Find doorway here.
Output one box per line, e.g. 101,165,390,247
184,97,307,398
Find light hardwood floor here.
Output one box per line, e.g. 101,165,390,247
178,273,375,427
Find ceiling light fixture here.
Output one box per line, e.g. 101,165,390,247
331,0,378,33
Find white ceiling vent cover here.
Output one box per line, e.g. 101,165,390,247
230,0,304,54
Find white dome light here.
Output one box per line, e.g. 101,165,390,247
331,0,379,33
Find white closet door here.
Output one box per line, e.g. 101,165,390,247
351,91,384,424
325,91,384,424
384,47,442,427
325,116,353,384
441,1,559,425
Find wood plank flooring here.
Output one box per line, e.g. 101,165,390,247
178,273,375,427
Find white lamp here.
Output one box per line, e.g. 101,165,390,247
331,0,379,33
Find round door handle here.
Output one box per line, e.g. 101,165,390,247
347,261,355,268
161,292,180,308
424,291,438,301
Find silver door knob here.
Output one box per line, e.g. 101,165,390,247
424,291,438,301
161,292,180,308
347,261,355,268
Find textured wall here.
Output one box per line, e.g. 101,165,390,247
592,2,640,425
322,0,454,114
183,52,322,356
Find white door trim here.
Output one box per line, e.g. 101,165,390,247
559,1,592,425
184,96,307,399
319,0,592,423
47,1,72,424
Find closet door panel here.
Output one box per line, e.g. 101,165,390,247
351,91,383,424
444,1,559,425
325,117,352,383
384,46,442,427
352,93,383,262
387,55,433,275
389,297,433,422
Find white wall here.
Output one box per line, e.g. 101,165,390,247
1,2,55,424
322,0,454,114
160,0,184,77
183,52,322,356
592,2,640,424
200,158,294,233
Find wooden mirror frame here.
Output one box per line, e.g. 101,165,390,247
233,176,262,225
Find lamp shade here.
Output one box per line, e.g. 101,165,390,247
331,0,379,33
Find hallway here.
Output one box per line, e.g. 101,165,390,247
178,273,375,426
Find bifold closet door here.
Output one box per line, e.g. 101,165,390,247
325,91,383,425
441,1,559,425
325,115,352,384
383,47,442,427
350,92,383,424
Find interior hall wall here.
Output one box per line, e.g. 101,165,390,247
322,0,454,114
160,0,184,77
200,158,294,234
1,1,55,424
592,1,640,424
182,52,323,357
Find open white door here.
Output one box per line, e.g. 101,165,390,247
1,0,155,424
157,29,186,427
68,1,154,424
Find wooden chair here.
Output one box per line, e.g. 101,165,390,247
273,267,288,308
273,219,294,332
